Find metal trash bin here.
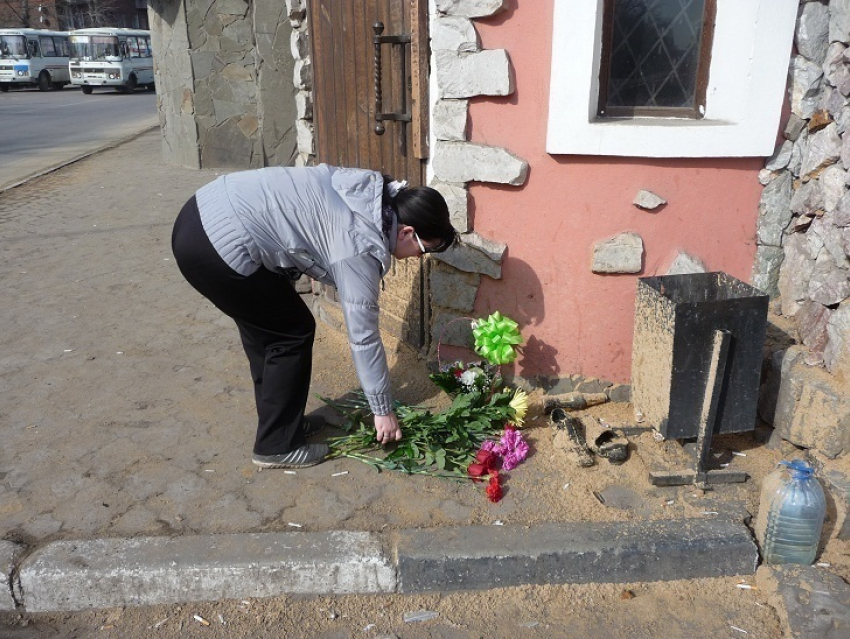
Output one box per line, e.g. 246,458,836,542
631,272,768,440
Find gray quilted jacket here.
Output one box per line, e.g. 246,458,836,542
195,164,397,415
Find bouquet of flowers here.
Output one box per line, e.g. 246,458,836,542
323,388,526,478
322,310,529,502
429,360,502,397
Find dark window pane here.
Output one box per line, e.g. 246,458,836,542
654,77,689,107
610,49,637,84
603,0,707,112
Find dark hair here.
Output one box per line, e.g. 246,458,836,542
382,177,458,252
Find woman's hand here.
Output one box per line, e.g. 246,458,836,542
374,412,402,445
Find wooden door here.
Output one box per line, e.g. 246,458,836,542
310,0,428,181
310,0,432,350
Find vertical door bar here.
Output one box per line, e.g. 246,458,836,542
410,0,429,160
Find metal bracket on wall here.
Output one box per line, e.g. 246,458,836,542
373,21,411,135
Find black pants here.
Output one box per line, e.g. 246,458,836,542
171,197,316,455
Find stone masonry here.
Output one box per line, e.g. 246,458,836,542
753,0,849,535
149,0,298,169
428,0,529,355
753,0,850,443
285,0,313,167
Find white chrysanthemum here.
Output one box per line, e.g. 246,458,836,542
460,369,478,388
508,388,529,426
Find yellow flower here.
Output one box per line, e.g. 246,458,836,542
508,388,529,426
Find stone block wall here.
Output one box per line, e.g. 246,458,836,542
149,0,298,169
753,0,850,460
149,0,201,168
427,0,528,355
285,0,314,167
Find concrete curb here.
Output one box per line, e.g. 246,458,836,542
10,519,758,612
0,124,159,195
17,532,395,612
395,519,758,592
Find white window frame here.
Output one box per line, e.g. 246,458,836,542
546,0,799,157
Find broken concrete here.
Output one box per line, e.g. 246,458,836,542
1,541,21,611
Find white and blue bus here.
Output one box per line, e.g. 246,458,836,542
68,28,154,94
0,28,71,92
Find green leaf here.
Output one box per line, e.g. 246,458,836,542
322,385,512,478
435,448,447,471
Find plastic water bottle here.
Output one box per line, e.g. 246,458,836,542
761,460,826,565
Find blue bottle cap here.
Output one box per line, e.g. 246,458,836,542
780,459,814,479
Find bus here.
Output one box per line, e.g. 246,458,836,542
68,28,154,94
0,28,71,92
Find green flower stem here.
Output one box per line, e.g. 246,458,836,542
320,388,519,480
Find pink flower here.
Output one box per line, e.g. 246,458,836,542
472,427,528,500
491,427,528,471
502,453,518,471
481,440,498,453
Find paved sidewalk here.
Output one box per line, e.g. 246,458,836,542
0,131,504,547
0,131,845,635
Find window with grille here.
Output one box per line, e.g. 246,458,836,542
598,0,716,119
547,0,798,157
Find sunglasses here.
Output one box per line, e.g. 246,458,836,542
413,230,452,255
413,231,431,255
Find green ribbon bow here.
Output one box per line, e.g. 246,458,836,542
472,312,523,365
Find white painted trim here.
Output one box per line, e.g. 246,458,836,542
547,0,799,157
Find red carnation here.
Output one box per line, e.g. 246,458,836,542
486,472,503,503
475,449,499,471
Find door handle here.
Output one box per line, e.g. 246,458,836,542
373,21,412,135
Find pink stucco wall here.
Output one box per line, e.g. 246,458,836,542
466,1,765,384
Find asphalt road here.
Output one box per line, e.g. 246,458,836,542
0,85,158,191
